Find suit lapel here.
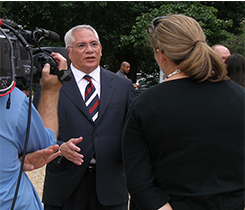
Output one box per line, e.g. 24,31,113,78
61,68,115,123
97,67,115,122
61,73,91,119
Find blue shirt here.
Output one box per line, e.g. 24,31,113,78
0,88,56,210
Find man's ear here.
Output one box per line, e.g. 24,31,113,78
100,45,102,57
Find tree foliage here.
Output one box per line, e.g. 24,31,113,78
201,1,245,35
1,1,244,80
120,2,236,74
219,20,245,56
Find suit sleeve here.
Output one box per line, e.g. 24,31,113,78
126,81,137,110
122,100,170,210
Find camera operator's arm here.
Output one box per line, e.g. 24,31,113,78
37,63,62,137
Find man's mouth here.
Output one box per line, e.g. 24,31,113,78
85,56,95,60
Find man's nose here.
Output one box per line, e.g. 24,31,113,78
85,44,94,52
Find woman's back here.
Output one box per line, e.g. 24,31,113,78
125,78,244,209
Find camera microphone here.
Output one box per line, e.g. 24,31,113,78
35,28,60,42
0,19,60,42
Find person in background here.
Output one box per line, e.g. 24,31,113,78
0,52,68,210
117,61,131,78
212,44,231,62
122,14,244,210
225,53,245,87
42,25,136,210
117,61,140,89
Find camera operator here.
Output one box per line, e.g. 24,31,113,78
0,53,75,210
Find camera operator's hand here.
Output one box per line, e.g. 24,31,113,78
21,145,61,171
40,63,62,92
52,52,68,70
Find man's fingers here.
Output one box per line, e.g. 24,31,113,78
47,144,60,153
66,137,83,152
23,164,34,172
35,147,56,157
42,63,51,75
71,137,83,144
60,137,84,165
51,52,68,70
72,137,83,151
46,151,61,163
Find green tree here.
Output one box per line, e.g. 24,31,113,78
219,20,245,56
201,1,245,35
120,2,234,75
0,1,163,80
201,1,245,56
1,1,244,79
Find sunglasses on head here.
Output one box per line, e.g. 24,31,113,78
151,16,165,40
151,16,166,53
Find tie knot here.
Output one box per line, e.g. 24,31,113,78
84,75,92,82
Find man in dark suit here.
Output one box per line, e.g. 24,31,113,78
42,25,136,210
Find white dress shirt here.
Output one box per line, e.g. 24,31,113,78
71,64,101,100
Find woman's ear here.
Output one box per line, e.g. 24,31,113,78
160,51,167,65
155,48,160,53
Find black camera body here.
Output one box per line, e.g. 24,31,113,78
0,20,71,91
32,47,71,83
0,28,33,89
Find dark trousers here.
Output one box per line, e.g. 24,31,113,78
44,167,128,210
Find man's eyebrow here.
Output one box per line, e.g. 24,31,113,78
77,41,98,44
76,42,86,45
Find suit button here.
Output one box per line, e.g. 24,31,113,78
93,134,98,139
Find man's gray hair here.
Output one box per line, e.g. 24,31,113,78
64,25,100,48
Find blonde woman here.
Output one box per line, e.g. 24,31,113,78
122,14,244,210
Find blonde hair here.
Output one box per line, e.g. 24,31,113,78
150,14,228,82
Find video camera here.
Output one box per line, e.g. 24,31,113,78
0,19,71,93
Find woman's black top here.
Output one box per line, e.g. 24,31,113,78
123,78,244,210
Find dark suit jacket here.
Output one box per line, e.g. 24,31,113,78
42,66,136,207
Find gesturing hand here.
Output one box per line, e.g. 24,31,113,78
60,137,84,165
21,145,61,171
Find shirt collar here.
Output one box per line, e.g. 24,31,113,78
71,64,100,83
120,70,126,76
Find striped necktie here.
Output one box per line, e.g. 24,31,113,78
84,75,99,121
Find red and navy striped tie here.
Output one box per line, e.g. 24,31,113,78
84,75,99,121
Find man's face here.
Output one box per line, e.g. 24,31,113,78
67,28,102,73
122,63,130,74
